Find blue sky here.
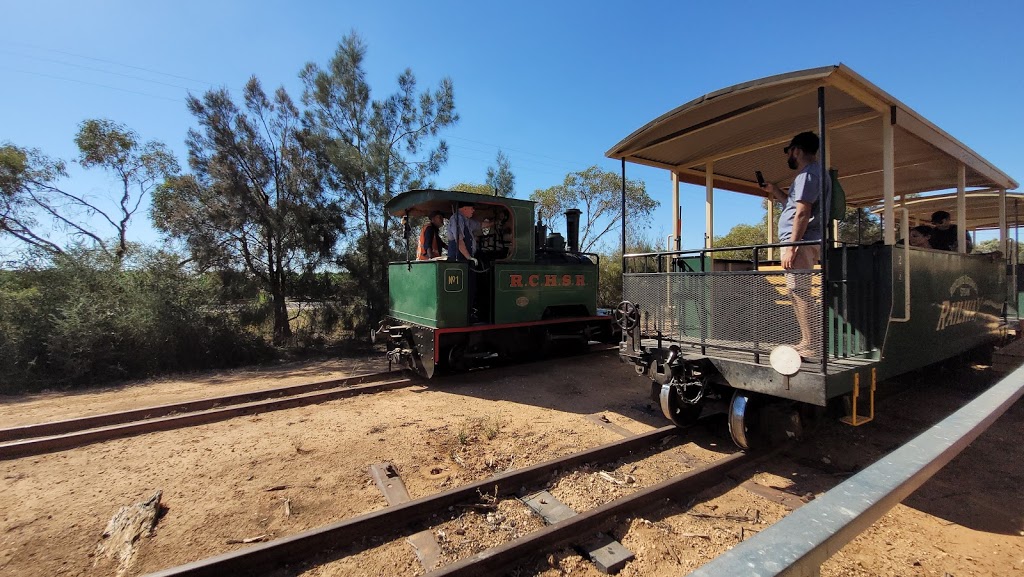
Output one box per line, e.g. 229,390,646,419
3,0,1022,257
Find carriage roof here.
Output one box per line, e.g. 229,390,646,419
385,189,535,218
870,190,1024,231
606,64,1017,207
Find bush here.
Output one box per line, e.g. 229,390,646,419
0,248,272,393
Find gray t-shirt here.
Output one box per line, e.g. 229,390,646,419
447,212,479,256
778,163,830,242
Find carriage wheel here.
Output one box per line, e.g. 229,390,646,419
659,382,704,427
728,391,761,450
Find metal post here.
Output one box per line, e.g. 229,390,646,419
1000,188,1008,313
882,111,895,245
672,172,680,251
705,161,714,266
957,165,967,254
621,159,627,272
818,86,829,374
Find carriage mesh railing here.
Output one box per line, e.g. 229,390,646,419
623,242,875,372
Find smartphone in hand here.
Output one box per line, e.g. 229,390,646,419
755,171,766,187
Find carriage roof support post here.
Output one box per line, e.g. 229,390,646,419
958,165,967,254
818,86,829,374
705,161,714,263
1000,188,1008,257
1000,187,1008,312
672,172,681,251
882,111,895,245
621,158,627,272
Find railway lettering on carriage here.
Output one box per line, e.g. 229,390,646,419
507,274,587,288
936,275,981,331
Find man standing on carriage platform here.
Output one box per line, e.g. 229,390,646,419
759,131,830,359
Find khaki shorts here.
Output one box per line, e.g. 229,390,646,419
783,244,821,291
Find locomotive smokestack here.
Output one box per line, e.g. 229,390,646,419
564,208,581,253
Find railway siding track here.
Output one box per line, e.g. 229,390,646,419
0,345,618,461
0,372,411,460
143,425,752,577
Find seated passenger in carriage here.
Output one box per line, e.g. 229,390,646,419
928,210,973,253
907,224,933,248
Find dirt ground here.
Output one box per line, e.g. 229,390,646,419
0,351,1022,577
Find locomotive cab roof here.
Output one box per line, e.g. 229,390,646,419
385,189,535,219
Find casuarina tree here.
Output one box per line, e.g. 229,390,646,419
300,32,458,326
152,77,342,343
486,150,515,197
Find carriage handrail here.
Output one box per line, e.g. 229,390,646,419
687,363,1024,577
623,239,821,260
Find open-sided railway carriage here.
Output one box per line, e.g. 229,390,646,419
609,65,1020,448
379,189,615,378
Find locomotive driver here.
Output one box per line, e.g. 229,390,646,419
759,131,830,359
447,201,482,323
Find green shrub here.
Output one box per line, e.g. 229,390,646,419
0,248,272,393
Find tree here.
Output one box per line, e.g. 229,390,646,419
0,121,178,261
301,32,458,325
712,203,883,260
976,237,1022,261
0,144,68,255
450,182,492,195
485,150,515,197
152,77,342,343
837,207,881,244
530,166,656,252
75,120,179,260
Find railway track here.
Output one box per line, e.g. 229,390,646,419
144,424,754,577
0,371,411,460
0,344,619,460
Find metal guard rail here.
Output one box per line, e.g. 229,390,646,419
687,363,1024,577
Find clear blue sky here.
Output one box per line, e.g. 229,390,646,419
3,0,1022,257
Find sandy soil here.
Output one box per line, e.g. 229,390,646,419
0,351,1021,577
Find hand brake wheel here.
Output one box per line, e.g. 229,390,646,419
613,301,639,331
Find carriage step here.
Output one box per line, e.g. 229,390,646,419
840,368,876,426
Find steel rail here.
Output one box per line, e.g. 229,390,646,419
687,364,1024,577
0,371,403,442
143,425,684,577
0,344,617,460
432,451,752,577
0,376,412,460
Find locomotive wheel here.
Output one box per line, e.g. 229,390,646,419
728,391,761,450
447,343,467,372
659,383,703,427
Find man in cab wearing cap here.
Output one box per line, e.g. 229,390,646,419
447,202,480,266
447,201,482,323
758,131,830,358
